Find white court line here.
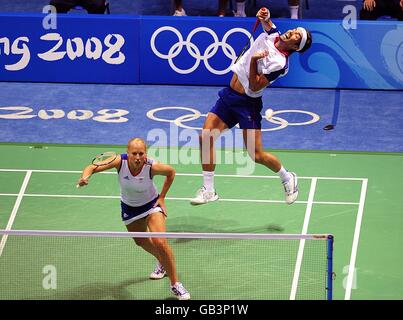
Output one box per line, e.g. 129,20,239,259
0,193,359,206
0,169,115,175
0,168,366,181
344,178,368,300
0,170,32,257
177,173,365,181
290,177,317,300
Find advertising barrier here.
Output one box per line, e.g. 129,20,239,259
0,14,140,83
0,14,401,89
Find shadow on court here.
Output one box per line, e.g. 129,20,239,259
29,278,148,300
168,216,284,244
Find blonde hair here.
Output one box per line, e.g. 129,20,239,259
127,138,147,151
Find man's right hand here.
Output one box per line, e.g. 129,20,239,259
256,7,270,22
363,0,376,11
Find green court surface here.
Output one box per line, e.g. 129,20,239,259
0,144,403,300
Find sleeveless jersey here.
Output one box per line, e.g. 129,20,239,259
118,154,158,207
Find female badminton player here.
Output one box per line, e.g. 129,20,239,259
77,138,190,300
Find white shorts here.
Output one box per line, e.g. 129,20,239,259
123,206,163,225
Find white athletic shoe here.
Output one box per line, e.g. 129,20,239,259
190,186,219,205
149,262,166,280
283,172,299,204
173,9,187,16
170,282,191,300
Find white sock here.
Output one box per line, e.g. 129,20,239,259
289,5,299,19
236,1,245,13
277,166,290,183
203,171,215,192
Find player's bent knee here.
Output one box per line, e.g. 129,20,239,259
250,151,264,164
133,237,147,247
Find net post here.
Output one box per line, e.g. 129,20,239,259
326,234,334,300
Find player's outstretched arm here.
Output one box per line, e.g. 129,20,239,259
77,155,121,187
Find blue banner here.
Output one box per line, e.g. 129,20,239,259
275,19,403,90
0,13,140,83
141,17,403,90
0,14,402,89
141,16,251,85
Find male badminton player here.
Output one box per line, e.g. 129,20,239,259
77,138,190,300
191,7,312,205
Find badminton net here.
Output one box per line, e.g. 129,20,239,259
0,230,334,300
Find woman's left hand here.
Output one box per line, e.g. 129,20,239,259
154,197,167,217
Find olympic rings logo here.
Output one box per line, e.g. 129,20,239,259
146,107,320,131
150,26,253,75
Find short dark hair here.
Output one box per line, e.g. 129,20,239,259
298,29,312,54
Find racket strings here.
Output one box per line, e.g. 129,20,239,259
92,152,118,166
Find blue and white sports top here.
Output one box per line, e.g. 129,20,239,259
118,154,158,207
231,23,289,98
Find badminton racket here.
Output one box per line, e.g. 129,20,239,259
76,151,118,188
234,7,270,64
234,18,260,64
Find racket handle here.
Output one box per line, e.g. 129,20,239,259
252,18,260,33
76,175,90,188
